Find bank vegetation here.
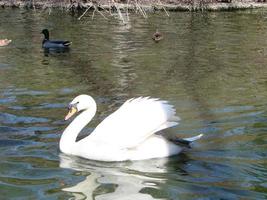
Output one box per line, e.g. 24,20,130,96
0,0,267,13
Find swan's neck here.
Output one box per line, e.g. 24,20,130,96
60,106,96,154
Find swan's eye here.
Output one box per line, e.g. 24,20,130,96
67,104,72,111
68,102,79,110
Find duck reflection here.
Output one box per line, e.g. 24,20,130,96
43,47,70,57
59,154,188,200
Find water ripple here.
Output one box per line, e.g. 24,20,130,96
0,112,49,124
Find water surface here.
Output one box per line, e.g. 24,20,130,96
0,8,267,199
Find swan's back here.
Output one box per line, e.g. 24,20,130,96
90,97,180,149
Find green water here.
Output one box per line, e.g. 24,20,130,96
0,8,267,199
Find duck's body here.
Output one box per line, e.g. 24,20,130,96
41,29,71,49
60,95,202,161
152,30,163,42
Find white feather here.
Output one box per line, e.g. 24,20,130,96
183,134,203,142
60,95,201,161
90,97,180,149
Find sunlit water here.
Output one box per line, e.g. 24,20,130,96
0,8,267,199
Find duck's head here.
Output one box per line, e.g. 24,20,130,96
65,95,97,120
152,30,163,42
41,29,49,40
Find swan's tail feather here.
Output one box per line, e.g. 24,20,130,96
183,134,203,142
171,134,203,148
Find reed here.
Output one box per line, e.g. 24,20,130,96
0,0,266,15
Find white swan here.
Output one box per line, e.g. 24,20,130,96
60,95,203,161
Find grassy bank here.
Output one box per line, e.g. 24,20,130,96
0,0,267,11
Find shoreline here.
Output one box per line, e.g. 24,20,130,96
0,0,267,11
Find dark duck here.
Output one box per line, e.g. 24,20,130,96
152,30,163,42
41,29,71,49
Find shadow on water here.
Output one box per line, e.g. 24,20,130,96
59,150,266,200
59,153,191,200
43,47,70,57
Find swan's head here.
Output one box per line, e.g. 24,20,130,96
65,95,96,120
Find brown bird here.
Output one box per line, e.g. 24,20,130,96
152,30,163,42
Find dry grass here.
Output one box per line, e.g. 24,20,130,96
0,0,267,22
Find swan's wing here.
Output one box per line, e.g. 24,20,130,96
90,97,180,149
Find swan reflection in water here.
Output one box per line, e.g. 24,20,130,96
59,154,189,200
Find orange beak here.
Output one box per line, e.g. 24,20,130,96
65,107,77,120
